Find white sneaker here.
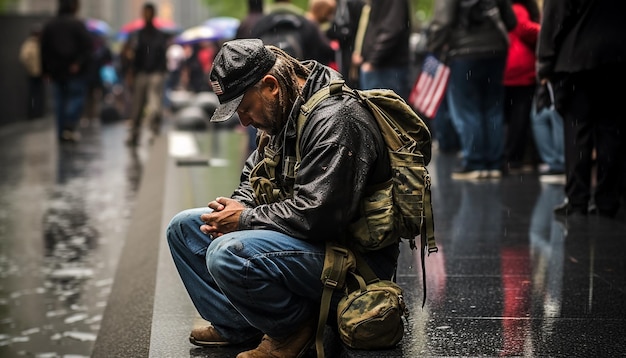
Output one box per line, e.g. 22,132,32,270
487,170,502,179
452,168,483,180
539,174,566,185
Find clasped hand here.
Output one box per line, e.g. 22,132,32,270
200,197,244,237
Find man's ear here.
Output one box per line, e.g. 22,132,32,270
260,75,280,96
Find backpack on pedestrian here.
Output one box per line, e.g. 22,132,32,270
254,13,306,60
295,80,438,355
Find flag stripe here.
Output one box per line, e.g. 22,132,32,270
409,55,450,118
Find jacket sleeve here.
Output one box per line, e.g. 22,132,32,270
512,4,539,49
238,99,383,242
426,0,456,56
536,0,567,80
498,0,518,32
365,0,410,65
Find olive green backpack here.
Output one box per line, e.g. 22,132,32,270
296,80,438,356
297,80,437,257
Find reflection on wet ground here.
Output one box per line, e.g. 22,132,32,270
2,115,626,357
0,118,145,357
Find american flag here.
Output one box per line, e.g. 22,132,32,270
409,54,450,119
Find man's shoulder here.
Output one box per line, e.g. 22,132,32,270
137,26,169,42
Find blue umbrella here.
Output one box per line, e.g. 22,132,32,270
174,25,220,45
203,16,240,40
86,18,111,36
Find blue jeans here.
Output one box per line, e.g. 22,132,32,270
360,65,411,101
166,207,399,342
433,92,461,153
52,77,88,138
531,102,564,172
446,56,506,171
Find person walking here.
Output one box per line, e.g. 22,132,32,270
40,0,92,142
19,25,45,119
235,0,264,39
502,0,541,175
125,2,169,147
537,0,626,217
166,39,398,357
351,0,412,100
427,0,517,180
83,34,113,125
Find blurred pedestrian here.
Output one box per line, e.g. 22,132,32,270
432,92,461,154
235,0,264,39
125,2,169,147
164,41,185,109
19,25,45,119
427,0,517,180
251,0,335,65
537,0,626,217
40,0,93,142
83,34,113,125
306,0,339,70
502,0,541,175
351,0,412,100
326,0,364,88
306,0,337,31
181,42,214,93
236,0,266,157
531,80,565,183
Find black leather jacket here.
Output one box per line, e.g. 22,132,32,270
232,62,391,243
361,0,411,68
427,0,517,59
536,0,626,79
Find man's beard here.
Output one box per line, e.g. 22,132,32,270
263,95,285,136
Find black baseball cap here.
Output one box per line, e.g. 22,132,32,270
209,39,277,122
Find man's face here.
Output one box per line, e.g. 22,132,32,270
236,84,282,135
143,8,155,22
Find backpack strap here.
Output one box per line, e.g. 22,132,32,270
296,80,346,163
420,176,437,307
316,243,355,358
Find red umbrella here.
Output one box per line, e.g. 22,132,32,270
119,17,180,34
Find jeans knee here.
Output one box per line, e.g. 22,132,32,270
206,236,245,279
166,208,204,244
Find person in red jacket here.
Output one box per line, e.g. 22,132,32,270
502,0,541,175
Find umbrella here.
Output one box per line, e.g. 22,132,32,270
86,18,111,36
174,25,220,45
120,17,179,33
203,16,240,40
117,17,180,41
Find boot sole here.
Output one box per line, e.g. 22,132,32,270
189,335,232,347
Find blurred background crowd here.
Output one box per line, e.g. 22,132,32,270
1,0,624,215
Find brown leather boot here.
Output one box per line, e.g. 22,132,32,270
236,320,315,358
189,324,231,347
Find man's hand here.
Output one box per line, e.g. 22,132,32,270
200,197,244,237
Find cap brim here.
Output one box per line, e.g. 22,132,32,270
210,94,244,122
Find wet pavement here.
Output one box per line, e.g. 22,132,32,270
0,117,147,357
1,113,626,357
